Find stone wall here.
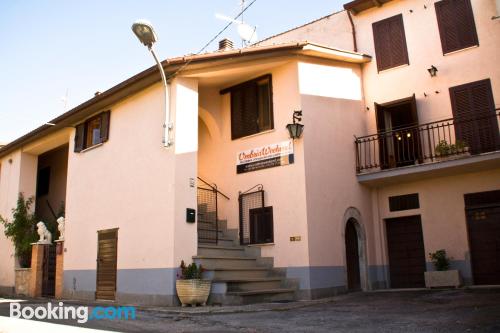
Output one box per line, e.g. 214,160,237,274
15,268,31,296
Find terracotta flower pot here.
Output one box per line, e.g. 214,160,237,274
176,279,211,307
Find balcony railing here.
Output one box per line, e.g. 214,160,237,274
355,111,500,174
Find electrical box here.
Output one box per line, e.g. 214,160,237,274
186,208,196,223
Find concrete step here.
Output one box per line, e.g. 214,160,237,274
204,267,270,280
198,245,245,257
193,256,258,269
226,288,296,304
217,277,285,292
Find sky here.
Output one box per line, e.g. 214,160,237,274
0,0,345,143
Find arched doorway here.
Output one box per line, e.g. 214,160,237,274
345,218,361,291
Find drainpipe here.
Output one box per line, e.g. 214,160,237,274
347,10,358,53
150,47,173,147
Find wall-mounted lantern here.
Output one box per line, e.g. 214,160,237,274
427,65,438,77
286,110,304,139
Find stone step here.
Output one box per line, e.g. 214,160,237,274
204,267,270,280
198,245,245,257
226,288,296,305
217,277,284,292
193,256,258,269
199,237,237,247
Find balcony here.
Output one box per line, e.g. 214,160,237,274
355,111,500,185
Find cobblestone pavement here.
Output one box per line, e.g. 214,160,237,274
1,288,499,332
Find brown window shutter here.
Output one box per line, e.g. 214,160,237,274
231,83,259,139
249,206,274,244
372,14,409,72
100,111,111,142
74,123,85,152
435,0,478,54
449,79,499,154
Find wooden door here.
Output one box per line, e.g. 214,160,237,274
386,216,426,288
41,244,56,297
345,219,361,291
96,229,118,300
465,190,500,285
450,79,499,154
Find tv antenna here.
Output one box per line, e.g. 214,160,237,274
215,0,258,46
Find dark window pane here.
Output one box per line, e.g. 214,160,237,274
389,193,419,211
37,167,51,197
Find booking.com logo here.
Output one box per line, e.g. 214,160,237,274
10,302,136,323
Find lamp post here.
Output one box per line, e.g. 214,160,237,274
132,20,173,147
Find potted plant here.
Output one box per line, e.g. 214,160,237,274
434,140,469,161
424,249,462,288
175,260,211,307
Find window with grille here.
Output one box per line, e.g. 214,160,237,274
372,14,409,72
221,75,273,140
389,193,420,212
435,0,478,54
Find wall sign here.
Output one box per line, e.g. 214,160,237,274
237,140,294,174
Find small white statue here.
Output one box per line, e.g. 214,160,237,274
57,217,65,241
36,222,52,244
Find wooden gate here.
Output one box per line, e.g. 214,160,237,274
96,229,118,300
41,244,56,297
465,190,500,285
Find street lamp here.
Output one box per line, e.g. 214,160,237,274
286,110,304,139
132,20,173,147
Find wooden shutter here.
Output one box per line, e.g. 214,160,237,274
450,79,499,154
372,14,409,72
249,206,274,244
100,111,111,143
435,0,478,54
74,123,85,152
231,83,259,139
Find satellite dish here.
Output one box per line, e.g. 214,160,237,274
237,23,258,44
215,12,258,45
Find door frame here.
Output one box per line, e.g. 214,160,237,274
342,207,369,291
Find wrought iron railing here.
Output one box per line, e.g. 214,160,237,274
197,177,229,245
355,111,500,173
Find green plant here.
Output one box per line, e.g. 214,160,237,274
435,140,468,156
429,249,451,271
178,260,204,280
0,193,38,268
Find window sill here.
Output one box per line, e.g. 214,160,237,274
443,44,479,56
80,142,103,153
234,129,275,141
378,63,409,74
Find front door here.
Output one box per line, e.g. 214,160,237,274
386,215,426,288
465,190,500,285
345,219,361,291
96,229,118,300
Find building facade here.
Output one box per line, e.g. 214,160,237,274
0,0,499,305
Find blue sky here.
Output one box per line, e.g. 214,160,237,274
0,1,345,143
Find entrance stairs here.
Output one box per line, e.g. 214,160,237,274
195,205,298,305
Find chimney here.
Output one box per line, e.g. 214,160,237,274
218,38,234,51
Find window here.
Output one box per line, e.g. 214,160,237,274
389,193,420,212
249,206,274,244
36,167,51,197
435,0,478,54
372,14,409,72
74,111,110,152
449,79,499,154
221,75,273,140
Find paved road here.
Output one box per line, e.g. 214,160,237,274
1,288,499,332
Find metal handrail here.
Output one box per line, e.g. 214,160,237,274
197,177,230,200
